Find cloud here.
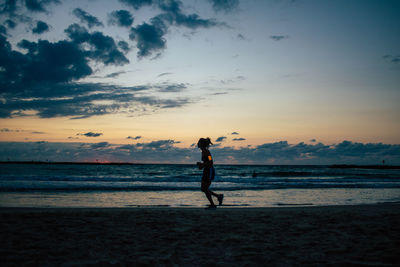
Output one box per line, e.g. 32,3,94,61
0,128,29,132
157,72,173,77
136,139,181,149
231,132,239,135
129,20,167,58
25,0,60,13
215,136,227,142
0,0,18,15
118,40,130,52
0,25,7,35
104,71,127,78
91,142,110,149
157,83,186,92
153,97,190,109
0,0,226,119
233,138,245,141
127,135,142,140
31,131,45,134
119,0,153,10
64,23,129,66
220,75,245,85
219,140,400,164
122,0,222,29
32,20,49,34
81,132,103,137
158,0,222,29
1,140,400,165
25,0,46,12
5,19,16,29
209,0,239,13
0,78,191,119
333,140,400,157
270,35,289,41
256,140,288,149
73,8,103,28
2,36,92,86
212,92,228,96
109,10,134,27
2,20,127,94
237,33,245,40
125,0,226,58
82,32,128,65
383,54,400,64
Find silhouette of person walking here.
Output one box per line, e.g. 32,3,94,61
197,137,223,209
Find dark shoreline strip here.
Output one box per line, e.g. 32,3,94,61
329,164,400,169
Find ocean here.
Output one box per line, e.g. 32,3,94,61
0,163,399,207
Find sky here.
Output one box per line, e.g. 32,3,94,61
0,0,399,164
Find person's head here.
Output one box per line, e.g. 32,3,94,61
197,137,213,149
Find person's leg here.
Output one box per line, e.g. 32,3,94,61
208,168,221,199
205,190,216,206
201,178,216,206
210,189,224,206
210,191,220,197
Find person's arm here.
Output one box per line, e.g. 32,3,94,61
196,161,204,169
197,154,212,169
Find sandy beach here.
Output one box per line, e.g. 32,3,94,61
1,204,399,266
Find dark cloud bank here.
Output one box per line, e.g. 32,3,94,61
0,0,229,119
1,140,399,165
125,0,227,58
0,25,190,118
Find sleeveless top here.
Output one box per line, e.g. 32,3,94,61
202,150,215,180
202,150,213,167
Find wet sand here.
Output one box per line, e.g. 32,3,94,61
1,204,399,266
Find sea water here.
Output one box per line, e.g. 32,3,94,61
0,163,399,207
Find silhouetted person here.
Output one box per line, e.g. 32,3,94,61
252,171,257,178
197,137,223,209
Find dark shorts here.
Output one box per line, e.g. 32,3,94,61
202,166,215,181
